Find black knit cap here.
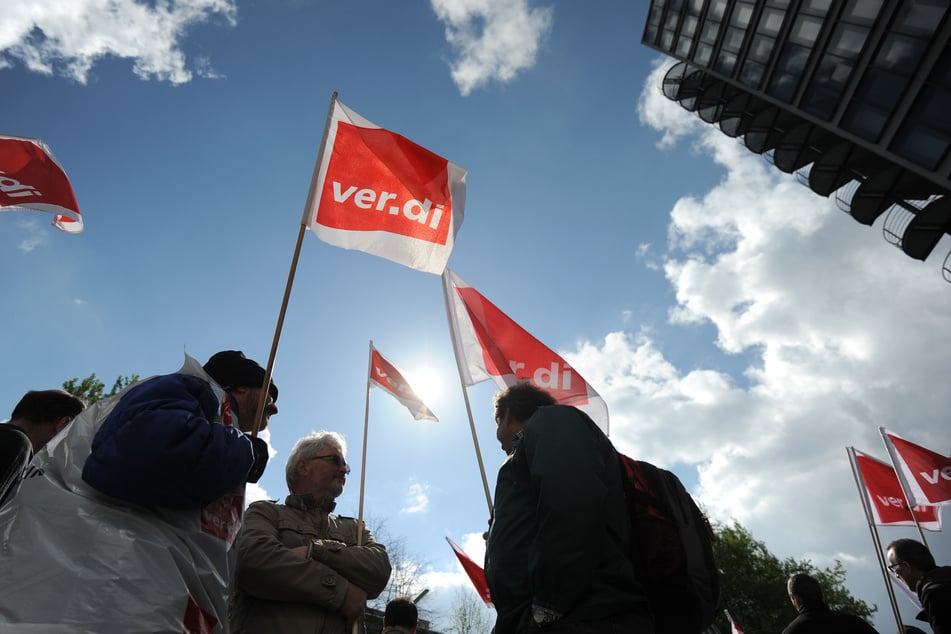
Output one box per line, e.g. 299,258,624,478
203,350,278,402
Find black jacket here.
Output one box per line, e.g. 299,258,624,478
917,565,951,634
782,600,880,634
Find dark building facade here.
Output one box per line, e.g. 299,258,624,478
642,0,951,281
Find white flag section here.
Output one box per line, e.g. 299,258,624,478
305,96,467,274
0,355,240,633
442,268,610,434
724,609,745,634
881,427,951,507
369,344,438,421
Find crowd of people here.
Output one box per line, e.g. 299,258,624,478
0,354,948,633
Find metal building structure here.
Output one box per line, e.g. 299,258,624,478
642,0,951,282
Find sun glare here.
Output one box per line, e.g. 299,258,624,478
405,366,444,408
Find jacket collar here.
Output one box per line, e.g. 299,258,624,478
285,492,336,512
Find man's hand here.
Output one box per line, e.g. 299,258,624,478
340,582,368,630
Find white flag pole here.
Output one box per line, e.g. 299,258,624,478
249,91,338,437
356,340,373,547
441,271,493,516
879,428,931,548
847,447,905,634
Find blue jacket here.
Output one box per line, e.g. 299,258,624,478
82,373,254,508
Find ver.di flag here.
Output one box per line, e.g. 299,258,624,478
0,135,82,233
446,537,492,606
369,344,437,421
305,96,467,274
850,447,941,530
724,609,745,634
442,268,609,433
881,427,951,506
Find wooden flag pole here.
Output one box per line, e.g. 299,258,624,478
356,340,373,547
847,447,905,634
249,91,338,437
441,271,493,516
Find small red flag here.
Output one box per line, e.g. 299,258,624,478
369,344,437,421
446,537,492,606
0,135,82,233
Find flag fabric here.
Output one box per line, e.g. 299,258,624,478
442,268,610,433
368,344,437,421
305,96,467,274
724,609,745,634
881,427,951,506
849,447,942,530
0,135,83,233
446,537,492,606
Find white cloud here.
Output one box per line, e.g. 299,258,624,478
430,0,552,96
401,481,430,514
0,0,236,84
15,217,46,251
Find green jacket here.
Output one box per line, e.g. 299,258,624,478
485,405,647,633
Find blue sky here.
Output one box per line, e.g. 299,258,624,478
2,1,950,631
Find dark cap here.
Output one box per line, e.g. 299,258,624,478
203,350,278,402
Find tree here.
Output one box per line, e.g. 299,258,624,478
444,587,492,634
713,521,875,634
62,373,139,404
365,517,430,619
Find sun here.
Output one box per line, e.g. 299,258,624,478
405,365,445,408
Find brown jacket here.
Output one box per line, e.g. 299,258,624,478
231,494,391,633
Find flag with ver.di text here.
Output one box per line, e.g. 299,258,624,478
305,96,467,274
0,135,83,233
446,537,492,606
368,344,437,421
442,268,610,434
849,447,941,530
881,427,951,506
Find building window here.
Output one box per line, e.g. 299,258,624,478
789,14,824,46
875,33,927,73
701,20,721,44
801,0,833,14
757,8,786,36
739,60,766,88
731,2,755,28
676,34,693,57
893,0,949,36
748,34,776,61
801,84,841,119
841,103,890,141
842,0,885,24
708,0,728,20
683,15,699,38
723,26,746,52
828,22,870,58
715,49,738,75
767,72,798,101
892,122,951,169
695,42,714,65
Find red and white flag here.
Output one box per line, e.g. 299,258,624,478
881,428,951,507
305,96,466,274
724,609,745,634
848,447,941,530
368,344,437,421
446,537,492,606
442,269,609,433
0,135,82,233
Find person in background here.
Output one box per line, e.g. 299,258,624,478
383,596,419,634
484,382,652,633
887,538,951,634
232,431,391,634
782,572,880,634
0,389,84,505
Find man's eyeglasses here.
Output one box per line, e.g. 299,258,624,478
887,561,903,573
306,454,351,473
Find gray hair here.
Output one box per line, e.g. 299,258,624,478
285,431,347,492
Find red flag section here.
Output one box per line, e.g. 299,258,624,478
446,537,492,606
442,268,610,433
369,344,437,421
850,447,941,530
0,135,82,233
724,609,745,634
306,97,466,274
881,428,951,506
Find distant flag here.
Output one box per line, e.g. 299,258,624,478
442,268,609,433
305,96,467,274
368,343,437,421
849,447,941,530
446,537,492,606
724,609,745,634
0,135,82,233
888,568,923,610
881,428,951,506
